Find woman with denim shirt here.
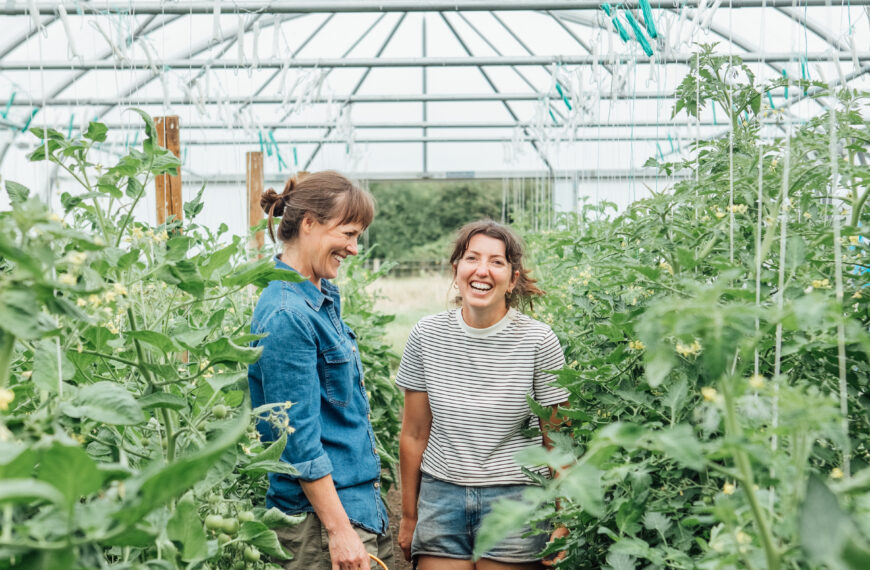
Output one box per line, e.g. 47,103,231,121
248,171,392,570
397,220,569,570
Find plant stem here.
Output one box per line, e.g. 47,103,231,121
720,377,780,570
0,331,14,389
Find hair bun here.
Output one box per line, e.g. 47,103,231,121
261,188,285,217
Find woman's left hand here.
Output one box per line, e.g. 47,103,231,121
542,526,569,567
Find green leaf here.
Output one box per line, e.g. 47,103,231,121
114,406,250,526
138,392,188,411
249,431,287,464
261,507,306,529
84,122,108,143
126,330,182,355
5,180,30,205
38,443,104,508
203,337,262,366
559,463,605,517
32,339,74,393
800,474,850,564
60,381,145,425
654,424,705,470
472,491,540,561
241,460,299,477
0,443,36,479
223,258,305,288
167,494,209,561
201,242,238,281
0,479,65,506
183,182,206,220
126,108,158,142
238,521,292,559
0,289,58,340
206,371,247,394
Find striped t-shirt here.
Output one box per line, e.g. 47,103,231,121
396,308,569,486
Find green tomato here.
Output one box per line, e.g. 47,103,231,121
243,546,261,563
217,533,232,546
238,510,256,523
204,514,224,530
220,518,240,535
212,404,230,419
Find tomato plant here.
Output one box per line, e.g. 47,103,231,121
0,110,401,569
476,46,870,569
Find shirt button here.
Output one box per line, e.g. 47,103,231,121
352,346,356,352
374,482,380,489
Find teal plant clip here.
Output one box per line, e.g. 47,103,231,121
268,131,288,170
782,69,789,99
21,108,39,133
548,106,558,125
766,91,775,110
67,114,75,139
2,91,16,119
624,10,654,56
292,146,299,167
601,4,631,43
555,82,573,111
639,0,658,38
656,141,665,161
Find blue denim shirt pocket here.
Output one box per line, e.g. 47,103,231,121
321,343,354,406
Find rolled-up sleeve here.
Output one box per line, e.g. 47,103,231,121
258,309,333,481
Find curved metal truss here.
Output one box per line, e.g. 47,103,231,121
0,0,867,183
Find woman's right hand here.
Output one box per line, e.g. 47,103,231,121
327,525,370,570
397,516,416,561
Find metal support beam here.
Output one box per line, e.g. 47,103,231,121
94,134,732,145
90,120,727,130
3,91,790,106
302,12,408,169
3,0,868,14
438,12,555,173
4,52,867,70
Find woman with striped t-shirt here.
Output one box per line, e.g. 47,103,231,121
397,220,570,570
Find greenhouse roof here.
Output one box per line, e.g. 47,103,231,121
0,0,868,198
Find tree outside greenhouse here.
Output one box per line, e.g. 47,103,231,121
0,3,868,570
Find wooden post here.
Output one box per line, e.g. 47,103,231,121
155,116,183,225
247,151,265,251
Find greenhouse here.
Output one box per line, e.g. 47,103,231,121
0,1,868,569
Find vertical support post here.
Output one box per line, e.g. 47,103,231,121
422,15,428,176
246,151,265,251
155,116,182,225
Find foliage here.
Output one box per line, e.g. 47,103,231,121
0,112,400,568
366,180,503,261
475,47,870,569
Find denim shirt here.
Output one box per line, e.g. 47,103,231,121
248,257,388,534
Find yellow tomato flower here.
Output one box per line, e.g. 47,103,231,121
113,283,128,296
628,340,646,351
76,298,87,307
659,261,674,275
0,388,14,411
702,387,718,402
849,235,860,246
714,208,726,219
58,273,77,286
811,279,830,289
749,374,765,389
831,467,844,479
676,340,702,357
131,227,144,239
66,251,88,266
722,482,736,495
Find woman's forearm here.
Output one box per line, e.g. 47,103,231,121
399,432,427,519
299,475,353,535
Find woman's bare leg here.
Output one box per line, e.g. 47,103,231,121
475,559,543,570
417,556,475,570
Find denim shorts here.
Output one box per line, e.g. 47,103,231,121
411,473,549,564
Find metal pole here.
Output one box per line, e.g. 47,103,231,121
2,91,791,106
4,52,864,69
422,15,428,176
89,120,727,129
2,0,867,14
94,135,715,145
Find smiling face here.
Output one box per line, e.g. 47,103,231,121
301,216,364,287
454,233,519,325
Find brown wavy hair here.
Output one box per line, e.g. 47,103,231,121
260,171,374,243
449,220,544,310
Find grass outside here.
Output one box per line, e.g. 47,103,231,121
367,273,454,355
